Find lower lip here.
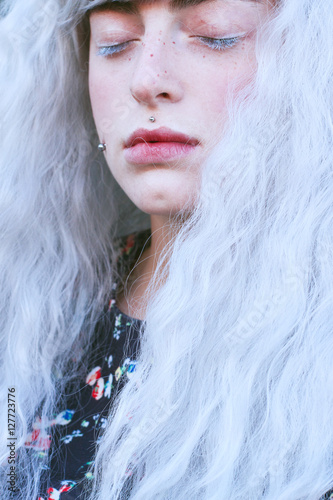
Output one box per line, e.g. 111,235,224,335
123,142,198,164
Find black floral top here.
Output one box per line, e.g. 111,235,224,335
25,229,151,500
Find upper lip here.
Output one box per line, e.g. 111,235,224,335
124,127,200,148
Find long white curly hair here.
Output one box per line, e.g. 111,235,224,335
0,0,332,498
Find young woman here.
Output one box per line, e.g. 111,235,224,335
1,0,333,498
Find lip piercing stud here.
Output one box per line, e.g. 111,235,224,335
149,116,156,122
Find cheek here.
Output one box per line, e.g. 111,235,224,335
231,42,258,88
89,70,118,137
89,81,105,117
89,65,107,126
202,50,257,115
89,64,132,136
89,65,116,112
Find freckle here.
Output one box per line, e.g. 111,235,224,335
163,42,165,45
150,53,153,57
129,58,131,61
203,55,205,58
165,70,167,73
158,38,160,41
157,74,160,76
172,41,175,44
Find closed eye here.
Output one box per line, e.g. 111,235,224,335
97,41,133,57
196,36,242,51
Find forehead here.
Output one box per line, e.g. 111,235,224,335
88,0,261,15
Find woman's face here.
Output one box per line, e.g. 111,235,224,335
89,0,273,216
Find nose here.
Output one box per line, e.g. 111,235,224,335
130,39,184,108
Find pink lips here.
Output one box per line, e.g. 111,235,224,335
123,126,200,164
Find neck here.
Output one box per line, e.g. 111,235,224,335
116,213,181,321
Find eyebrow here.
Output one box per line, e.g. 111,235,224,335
88,0,260,16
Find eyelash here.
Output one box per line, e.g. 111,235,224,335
196,36,241,51
97,36,242,58
97,42,131,57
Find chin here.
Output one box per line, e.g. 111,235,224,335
127,188,196,217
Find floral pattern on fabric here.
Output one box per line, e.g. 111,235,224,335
25,228,151,499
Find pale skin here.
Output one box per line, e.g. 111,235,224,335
88,0,274,320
